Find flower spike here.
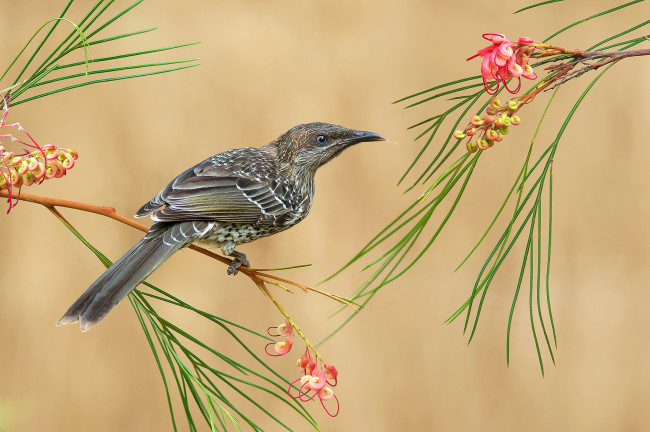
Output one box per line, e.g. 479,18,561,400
468,33,538,95
265,316,341,416
0,95,79,212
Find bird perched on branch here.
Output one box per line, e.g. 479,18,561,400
57,122,385,331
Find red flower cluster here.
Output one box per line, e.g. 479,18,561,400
265,319,340,416
467,33,538,94
0,144,78,190
290,348,339,417
0,95,78,212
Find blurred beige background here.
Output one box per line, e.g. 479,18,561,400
1,0,649,431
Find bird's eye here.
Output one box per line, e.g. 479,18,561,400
316,135,327,145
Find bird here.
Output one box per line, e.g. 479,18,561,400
57,122,385,331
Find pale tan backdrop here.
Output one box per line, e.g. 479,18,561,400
1,0,649,431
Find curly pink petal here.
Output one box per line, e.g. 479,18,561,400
277,337,293,355
480,56,494,79
325,365,338,386
45,149,59,161
62,157,74,169
508,61,524,78
306,358,316,375
34,162,46,180
319,390,340,417
290,375,319,402
27,157,39,171
9,168,21,186
265,336,293,356
497,44,514,62
483,33,505,44
298,349,311,373
288,376,311,399
308,370,327,392
23,171,35,186
522,64,537,79
318,386,335,401
54,161,65,178
278,319,293,337
17,160,29,175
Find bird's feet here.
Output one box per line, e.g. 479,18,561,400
227,251,250,275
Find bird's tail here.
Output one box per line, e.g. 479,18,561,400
57,222,212,331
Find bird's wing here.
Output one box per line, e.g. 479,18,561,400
135,157,292,225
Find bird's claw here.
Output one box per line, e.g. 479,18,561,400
227,255,250,276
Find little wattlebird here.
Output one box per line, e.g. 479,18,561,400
57,122,385,331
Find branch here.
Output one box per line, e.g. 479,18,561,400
523,46,650,97
0,190,359,308
1,188,360,372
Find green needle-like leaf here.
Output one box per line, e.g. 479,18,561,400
3,1,200,108
586,19,650,51
404,83,485,109
393,75,482,104
599,34,650,51
543,0,646,43
11,63,199,105
456,87,558,273
30,59,198,88
329,0,641,371
33,0,107,73
513,0,564,14
131,300,180,431
546,164,557,348
51,211,318,430
536,200,555,366
11,2,75,85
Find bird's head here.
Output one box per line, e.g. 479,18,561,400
271,122,385,174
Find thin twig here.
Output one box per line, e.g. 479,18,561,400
0,189,354,307
521,46,649,102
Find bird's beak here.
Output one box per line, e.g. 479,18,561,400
344,130,386,145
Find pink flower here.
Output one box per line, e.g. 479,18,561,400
265,319,295,356
508,62,524,78
318,387,335,401
288,363,340,417
325,364,338,386
298,347,317,375
0,94,79,212
264,319,341,417
1,146,78,189
468,33,538,95
267,319,293,337
307,369,327,392
279,337,293,354
522,64,537,79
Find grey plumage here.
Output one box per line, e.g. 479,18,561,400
57,221,213,331
57,123,384,331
